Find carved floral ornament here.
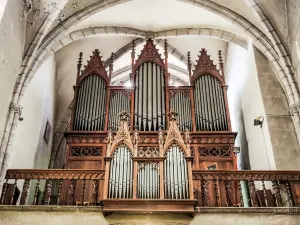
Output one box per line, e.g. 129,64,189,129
169,89,190,99
137,147,159,157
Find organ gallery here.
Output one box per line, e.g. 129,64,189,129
63,38,237,212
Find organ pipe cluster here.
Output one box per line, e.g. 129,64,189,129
134,62,166,131
108,145,133,199
73,75,107,131
194,75,228,131
170,92,192,131
137,162,160,199
108,92,130,131
164,145,189,199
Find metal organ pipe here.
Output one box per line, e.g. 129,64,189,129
134,62,165,131
164,145,189,199
108,92,130,131
194,74,228,131
170,92,192,131
73,75,106,131
137,162,159,199
108,145,133,199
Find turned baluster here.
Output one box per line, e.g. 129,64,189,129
9,180,18,205
43,180,53,205
34,179,40,205
213,179,219,207
0,179,8,205
81,179,86,204
285,181,294,206
248,180,258,207
91,180,99,205
238,181,243,207
272,180,283,207
68,179,76,205
225,180,233,207
201,180,208,206
261,180,268,207
20,179,30,205
57,180,63,205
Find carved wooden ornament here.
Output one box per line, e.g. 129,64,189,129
134,39,165,70
191,48,224,84
109,111,134,156
78,49,109,84
163,109,187,154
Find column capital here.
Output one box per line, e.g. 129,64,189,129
9,102,22,115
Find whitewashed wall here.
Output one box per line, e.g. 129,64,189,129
8,56,56,169
0,0,25,143
225,41,276,170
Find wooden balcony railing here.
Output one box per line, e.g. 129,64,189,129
193,170,300,207
0,169,105,206
1,169,300,211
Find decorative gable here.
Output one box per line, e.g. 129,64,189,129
164,110,186,154
134,39,165,69
79,49,109,83
109,111,134,155
192,48,221,83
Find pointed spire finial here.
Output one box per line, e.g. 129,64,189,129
76,52,83,81
218,50,225,78
109,52,114,81
187,51,192,79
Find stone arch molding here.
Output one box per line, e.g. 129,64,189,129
1,0,300,192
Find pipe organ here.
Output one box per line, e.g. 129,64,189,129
64,39,237,212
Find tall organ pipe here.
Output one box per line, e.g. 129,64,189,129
194,74,228,131
134,62,165,131
73,75,106,131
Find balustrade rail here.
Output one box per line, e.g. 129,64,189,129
193,170,300,207
0,169,105,206
1,169,300,209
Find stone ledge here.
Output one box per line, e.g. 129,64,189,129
197,207,300,214
0,205,102,212
1,206,300,215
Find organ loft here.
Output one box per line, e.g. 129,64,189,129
63,38,238,212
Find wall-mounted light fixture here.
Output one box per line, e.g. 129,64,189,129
233,147,240,154
254,116,264,127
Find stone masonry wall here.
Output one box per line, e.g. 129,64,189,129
254,48,300,170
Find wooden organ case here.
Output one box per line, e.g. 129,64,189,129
64,39,237,213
